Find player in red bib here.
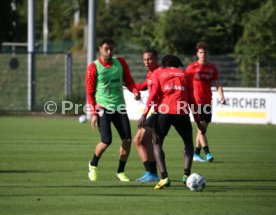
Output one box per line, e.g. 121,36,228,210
186,41,226,162
138,55,206,189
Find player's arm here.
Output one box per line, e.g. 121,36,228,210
143,72,159,115
186,75,199,122
118,57,140,100
135,80,148,91
185,64,193,76
186,75,206,134
85,63,97,130
138,73,159,128
213,65,226,105
214,80,226,104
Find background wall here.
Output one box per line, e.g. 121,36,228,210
124,88,276,125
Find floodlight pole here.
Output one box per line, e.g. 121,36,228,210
256,57,260,88
43,0,48,54
28,0,35,111
86,0,97,120
87,0,97,65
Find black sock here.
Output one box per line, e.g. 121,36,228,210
143,161,151,172
117,160,127,173
195,147,201,155
184,169,190,176
203,146,210,154
149,161,157,174
161,172,168,179
90,154,100,166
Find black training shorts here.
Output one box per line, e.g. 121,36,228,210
143,114,157,128
154,113,193,145
198,104,212,123
97,108,131,145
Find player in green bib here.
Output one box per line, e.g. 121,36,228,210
94,56,125,111
86,38,140,182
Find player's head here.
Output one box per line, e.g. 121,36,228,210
143,49,158,72
196,41,208,64
196,41,208,51
161,55,183,68
99,38,115,62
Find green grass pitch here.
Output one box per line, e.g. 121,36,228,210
0,116,276,215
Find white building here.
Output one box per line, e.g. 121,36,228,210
154,0,172,12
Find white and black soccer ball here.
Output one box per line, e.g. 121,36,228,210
186,173,206,192
78,114,87,123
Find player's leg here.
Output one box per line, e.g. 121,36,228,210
143,115,158,179
133,115,159,181
199,105,213,162
194,121,208,162
88,109,112,181
194,105,208,162
112,111,132,181
199,122,214,162
153,114,171,189
143,126,158,178
142,114,157,164
133,127,151,181
133,128,147,162
173,114,194,184
194,104,204,161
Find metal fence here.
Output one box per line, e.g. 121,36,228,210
0,53,69,112
0,52,275,112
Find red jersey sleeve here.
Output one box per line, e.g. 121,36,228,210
135,70,155,91
135,80,148,91
85,62,97,115
185,64,194,76
143,71,159,115
186,74,200,123
186,74,195,105
117,57,139,94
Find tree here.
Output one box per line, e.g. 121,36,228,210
95,0,156,53
150,0,262,55
235,0,276,87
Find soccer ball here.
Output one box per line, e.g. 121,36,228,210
78,114,87,123
186,173,206,192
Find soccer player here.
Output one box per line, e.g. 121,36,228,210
85,38,140,182
133,49,160,182
138,55,206,189
186,41,226,162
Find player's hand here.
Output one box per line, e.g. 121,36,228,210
138,114,146,128
221,98,226,105
91,114,98,131
134,92,141,101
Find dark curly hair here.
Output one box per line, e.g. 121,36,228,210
161,55,184,68
99,38,115,47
